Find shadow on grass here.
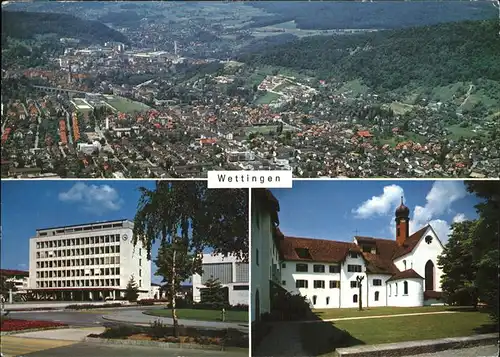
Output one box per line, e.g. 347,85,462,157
252,282,365,356
299,318,365,356
473,323,499,334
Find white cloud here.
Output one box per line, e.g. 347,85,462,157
452,213,467,223
427,219,452,244
411,181,467,230
59,182,123,214
353,185,404,218
17,263,27,269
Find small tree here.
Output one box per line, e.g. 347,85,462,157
125,276,139,302
201,277,226,308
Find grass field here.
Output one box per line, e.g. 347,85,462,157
105,96,150,113
300,309,495,356
337,79,370,97
255,92,281,105
446,124,483,140
145,308,248,322
389,101,415,115
312,305,451,320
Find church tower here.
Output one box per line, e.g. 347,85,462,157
395,197,410,246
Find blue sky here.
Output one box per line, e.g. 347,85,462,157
1,180,169,283
271,180,480,244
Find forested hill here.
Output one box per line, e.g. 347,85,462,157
1,11,129,44
239,19,500,91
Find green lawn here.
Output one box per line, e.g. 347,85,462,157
300,310,495,356
312,305,452,320
255,92,281,105
446,124,483,140
144,308,248,322
105,96,150,113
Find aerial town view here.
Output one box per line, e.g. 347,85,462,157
1,1,499,178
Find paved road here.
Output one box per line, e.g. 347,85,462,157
105,310,249,332
18,342,247,357
407,345,498,357
9,307,157,327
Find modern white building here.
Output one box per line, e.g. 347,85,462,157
251,189,282,323
0,269,29,302
279,199,444,308
192,253,249,306
28,219,151,301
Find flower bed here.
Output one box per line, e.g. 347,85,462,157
1,318,68,332
87,322,248,348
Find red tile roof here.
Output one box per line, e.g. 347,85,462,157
386,269,423,282
392,226,429,259
280,236,360,263
0,269,29,277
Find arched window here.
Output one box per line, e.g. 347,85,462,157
403,260,407,270
326,297,330,305
312,295,317,305
395,283,398,296
374,291,379,301
425,260,435,291
404,281,408,295
353,294,358,303
389,284,392,296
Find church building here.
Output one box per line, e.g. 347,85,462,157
278,198,445,309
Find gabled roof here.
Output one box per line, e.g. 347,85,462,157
280,236,360,263
392,225,429,259
386,269,424,282
362,253,399,275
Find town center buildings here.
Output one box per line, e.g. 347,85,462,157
28,219,151,301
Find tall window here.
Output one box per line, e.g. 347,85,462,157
403,260,407,270
403,281,408,295
374,291,379,301
395,283,398,296
329,280,340,289
312,295,317,305
313,280,325,289
389,284,392,296
256,249,259,266
347,265,362,272
329,265,340,273
353,294,358,303
313,264,325,273
326,297,330,305
296,263,308,272
296,280,308,288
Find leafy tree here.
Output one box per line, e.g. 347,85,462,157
0,276,17,298
466,181,500,323
154,238,199,306
438,220,478,307
200,278,226,308
133,181,248,336
124,276,139,302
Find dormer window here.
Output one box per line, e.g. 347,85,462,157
425,236,433,244
295,248,312,259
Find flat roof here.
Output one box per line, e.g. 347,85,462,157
37,219,132,232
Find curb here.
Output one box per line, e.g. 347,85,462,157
335,333,499,357
83,336,249,352
0,325,70,336
102,314,249,331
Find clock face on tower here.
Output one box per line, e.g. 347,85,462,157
122,234,128,241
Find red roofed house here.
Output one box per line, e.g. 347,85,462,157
255,195,444,313
357,130,374,138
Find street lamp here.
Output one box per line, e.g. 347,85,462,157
356,275,364,311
